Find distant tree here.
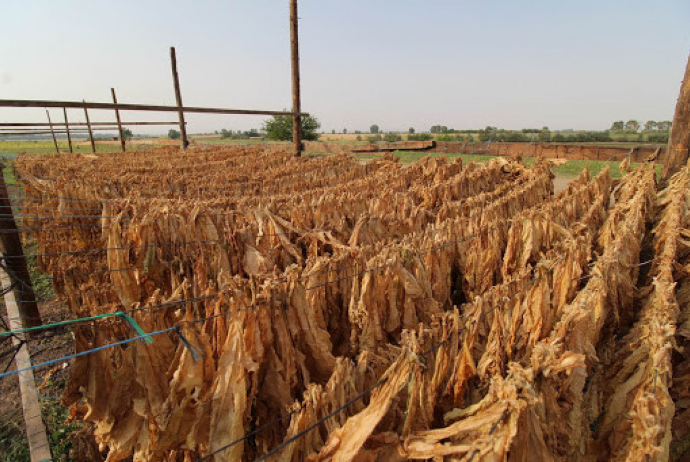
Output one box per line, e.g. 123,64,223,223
611,121,625,131
409,127,415,134
262,115,320,141
214,130,219,135
430,125,441,134
625,120,640,132
657,121,673,131
538,126,551,143
644,120,657,131
343,128,348,134
168,129,181,140
370,124,379,134
122,128,133,140
332,129,336,134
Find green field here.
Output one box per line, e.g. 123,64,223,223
0,140,162,157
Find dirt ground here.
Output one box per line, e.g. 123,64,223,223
0,299,74,444
554,175,572,194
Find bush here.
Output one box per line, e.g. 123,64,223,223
367,134,382,143
408,133,433,141
647,132,669,143
384,133,402,142
168,129,181,140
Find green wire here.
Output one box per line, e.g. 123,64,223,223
0,311,154,344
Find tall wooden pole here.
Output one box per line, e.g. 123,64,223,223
661,51,690,179
62,108,73,153
0,162,41,328
290,0,302,157
45,110,59,153
170,47,189,150
83,100,96,153
111,88,126,152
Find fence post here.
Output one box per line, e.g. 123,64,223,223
0,162,41,328
111,88,126,152
290,0,303,157
83,100,96,153
63,108,73,153
45,110,59,153
170,47,189,150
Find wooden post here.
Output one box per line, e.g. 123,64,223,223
45,110,59,153
661,51,690,179
63,108,73,153
1,268,51,462
170,47,189,150
0,163,41,328
290,0,303,157
83,100,96,153
111,88,126,152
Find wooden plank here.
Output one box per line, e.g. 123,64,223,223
0,267,52,462
0,99,308,117
45,110,59,153
0,163,41,327
83,101,96,153
62,108,73,153
290,0,302,157
170,47,189,150
111,88,126,153
0,121,183,127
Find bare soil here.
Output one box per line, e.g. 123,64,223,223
0,299,74,436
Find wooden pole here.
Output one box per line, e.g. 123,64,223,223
290,0,303,157
83,100,96,153
1,268,51,462
62,107,73,153
45,110,59,153
0,99,308,117
661,51,690,179
170,47,189,150
0,163,41,328
111,88,126,152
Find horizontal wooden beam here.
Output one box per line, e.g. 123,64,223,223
0,99,308,117
0,121,182,127
0,126,120,132
0,131,117,136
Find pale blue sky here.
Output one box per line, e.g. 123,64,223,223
1,1,689,134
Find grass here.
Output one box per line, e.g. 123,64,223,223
0,399,81,462
0,139,162,157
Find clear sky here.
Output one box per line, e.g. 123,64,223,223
1,0,689,135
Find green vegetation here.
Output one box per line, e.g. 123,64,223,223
0,140,159,156
263,115,320,141
0,396,82,462
168,129,181,140
407,133,433,141
220,128,261,140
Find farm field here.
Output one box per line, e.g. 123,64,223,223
2,145,688,460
